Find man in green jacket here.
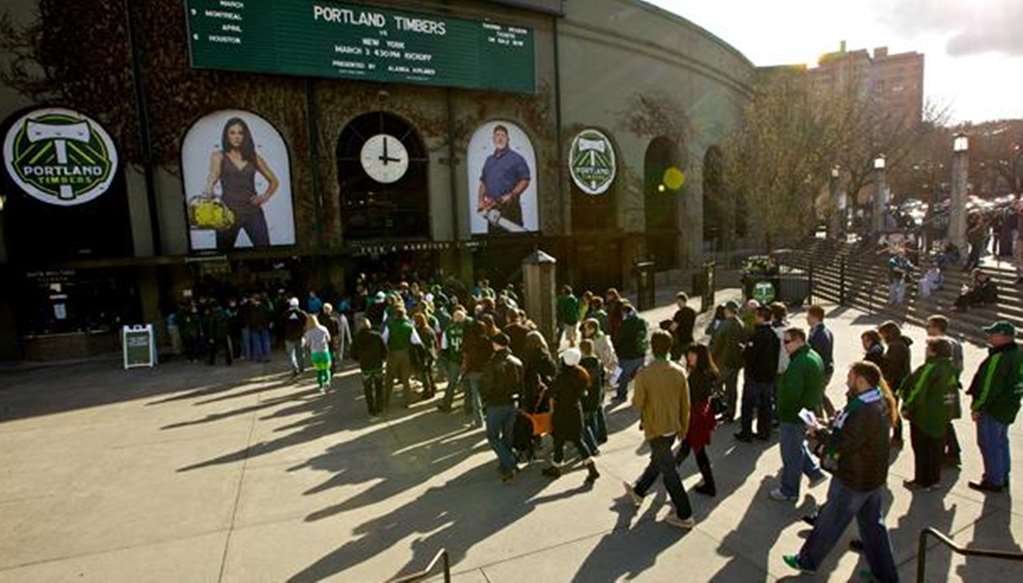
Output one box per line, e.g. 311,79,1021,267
899,337,957,490
711,301,745,422
382,307,423,410
771,327,827,502
557,285,581,346
967,321,1023,492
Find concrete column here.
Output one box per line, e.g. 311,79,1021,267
950,150,969,251
522,250,557,346
828,170,841,238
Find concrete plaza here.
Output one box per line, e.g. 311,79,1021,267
1,295,1022,582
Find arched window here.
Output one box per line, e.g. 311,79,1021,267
644,137,682,270
337,112,429,240
702,145,724,246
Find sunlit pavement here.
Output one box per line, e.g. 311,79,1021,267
1,293,1021,582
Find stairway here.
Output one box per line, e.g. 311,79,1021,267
785,238,1023,347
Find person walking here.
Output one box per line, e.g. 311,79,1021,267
588,297,609,335
461,318,493,427
282,298,308,379
675,344,719,496
623,331,695,529
925,315,964,467
521,330,557,413
412,312,438,399
179,302,202,363
898,337,957,491
621,331,695,527
542,347,601,483
736,306,780,442
556,285,581,347
783,362,900,582
205,301,233,366
304,313,333,393
770,327,828,502
807,305,837,418
669,292,696,361
966,321,1023,493
606,288,625,340
710,300,745,422
579,339,608,452
320,303,351,374
351,317,387,416
879,321,913,448
582,318,617,382
437,307,469,413
612,302,649,402
503,309,530,358
382,306,422,410
481,333,524,482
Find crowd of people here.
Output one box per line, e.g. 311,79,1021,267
165,271,1022,583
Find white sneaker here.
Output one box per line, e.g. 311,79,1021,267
623,482,644,507
769,488,797,502
665,514,696,529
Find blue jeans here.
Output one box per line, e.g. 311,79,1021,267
248,329,270,362
616,357,645,400
486,405,518,474
583,408,608,452
977,413,1010,486
741,380,774,437
464,372,485,427
797,480,899,582
634,435,692,519
440,359,463,409
285,340,304,373
240,327,251,360
780,422,823,498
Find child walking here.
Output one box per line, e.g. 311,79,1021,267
304,313,333,393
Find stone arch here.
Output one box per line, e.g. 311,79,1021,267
644,136,682,270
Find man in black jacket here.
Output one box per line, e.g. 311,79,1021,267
737,306,779,441
481,333,525,482
669,292,696,361
784,361,898,582
282,298,308,378
351,317,387,416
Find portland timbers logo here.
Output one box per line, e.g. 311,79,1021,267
569,129,616,195
2,107,118,206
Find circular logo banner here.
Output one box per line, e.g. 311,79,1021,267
569,129,616,195
2,107,118,206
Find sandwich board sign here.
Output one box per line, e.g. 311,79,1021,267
123,324,155,369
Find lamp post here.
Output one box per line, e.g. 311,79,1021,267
1013,143,1021,193
950,133,969,250
829,165,841,238
872,155,886,234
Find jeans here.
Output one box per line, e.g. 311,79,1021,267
440,359,463,409
721,367,740,420
583,408,608,452
615,357,645,400
977,413,1010,486
797,480,899,582
384,350,414,409
464,372,485,427
240,327,251,360
674,440,715,490
741,380,774,437
634,435,692,519
486,405,518,474
285,339,305,374
888,280,906,305
362,371,384,415
779,422,823,498
248,329,270,363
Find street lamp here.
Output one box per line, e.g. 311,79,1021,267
829,165,842,237
950,133,969,250
874,156,886,170
872,155,887,233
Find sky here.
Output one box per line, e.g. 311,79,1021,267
646,0,1023,123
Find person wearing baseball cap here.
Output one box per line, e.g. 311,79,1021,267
966,320,1023,492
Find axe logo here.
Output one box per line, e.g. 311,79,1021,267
569,128,616,196
2,107,118,206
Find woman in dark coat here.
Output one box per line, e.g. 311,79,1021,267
674,344,719,496
541,348,600,483
521,330,557,413
861,329,885,369
880,321,913,448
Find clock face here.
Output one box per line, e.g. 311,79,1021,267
360,133,409,184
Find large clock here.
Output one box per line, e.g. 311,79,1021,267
360,133,409,184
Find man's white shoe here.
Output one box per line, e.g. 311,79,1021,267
665,514,696,529
623,482,644,507
769,488,797,502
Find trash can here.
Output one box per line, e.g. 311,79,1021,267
634,260,656,311
741,255,780,304
777,268,810,306
692,260,716,313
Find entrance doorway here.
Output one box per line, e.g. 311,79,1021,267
644,137,682,270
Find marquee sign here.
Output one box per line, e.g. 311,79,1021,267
2,107,119,206
185,0,535,93
569,129,616,195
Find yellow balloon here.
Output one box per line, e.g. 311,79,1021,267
663,167,685,190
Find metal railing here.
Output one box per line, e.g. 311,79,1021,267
917,527,1023,583
389,549,451,583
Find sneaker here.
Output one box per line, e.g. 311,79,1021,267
782,555,815,574
808,473,828,488
734,432,754,443
769,488,797,502
665,514,695,529
623,482,644,507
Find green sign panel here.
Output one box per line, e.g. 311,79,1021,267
185,1,535,93
123,325,155,369
753,281,776,304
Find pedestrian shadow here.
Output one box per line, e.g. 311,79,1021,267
286,463,559,583
954,493,1021,581
889,486,957,580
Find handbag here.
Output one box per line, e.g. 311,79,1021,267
527,389,552,436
